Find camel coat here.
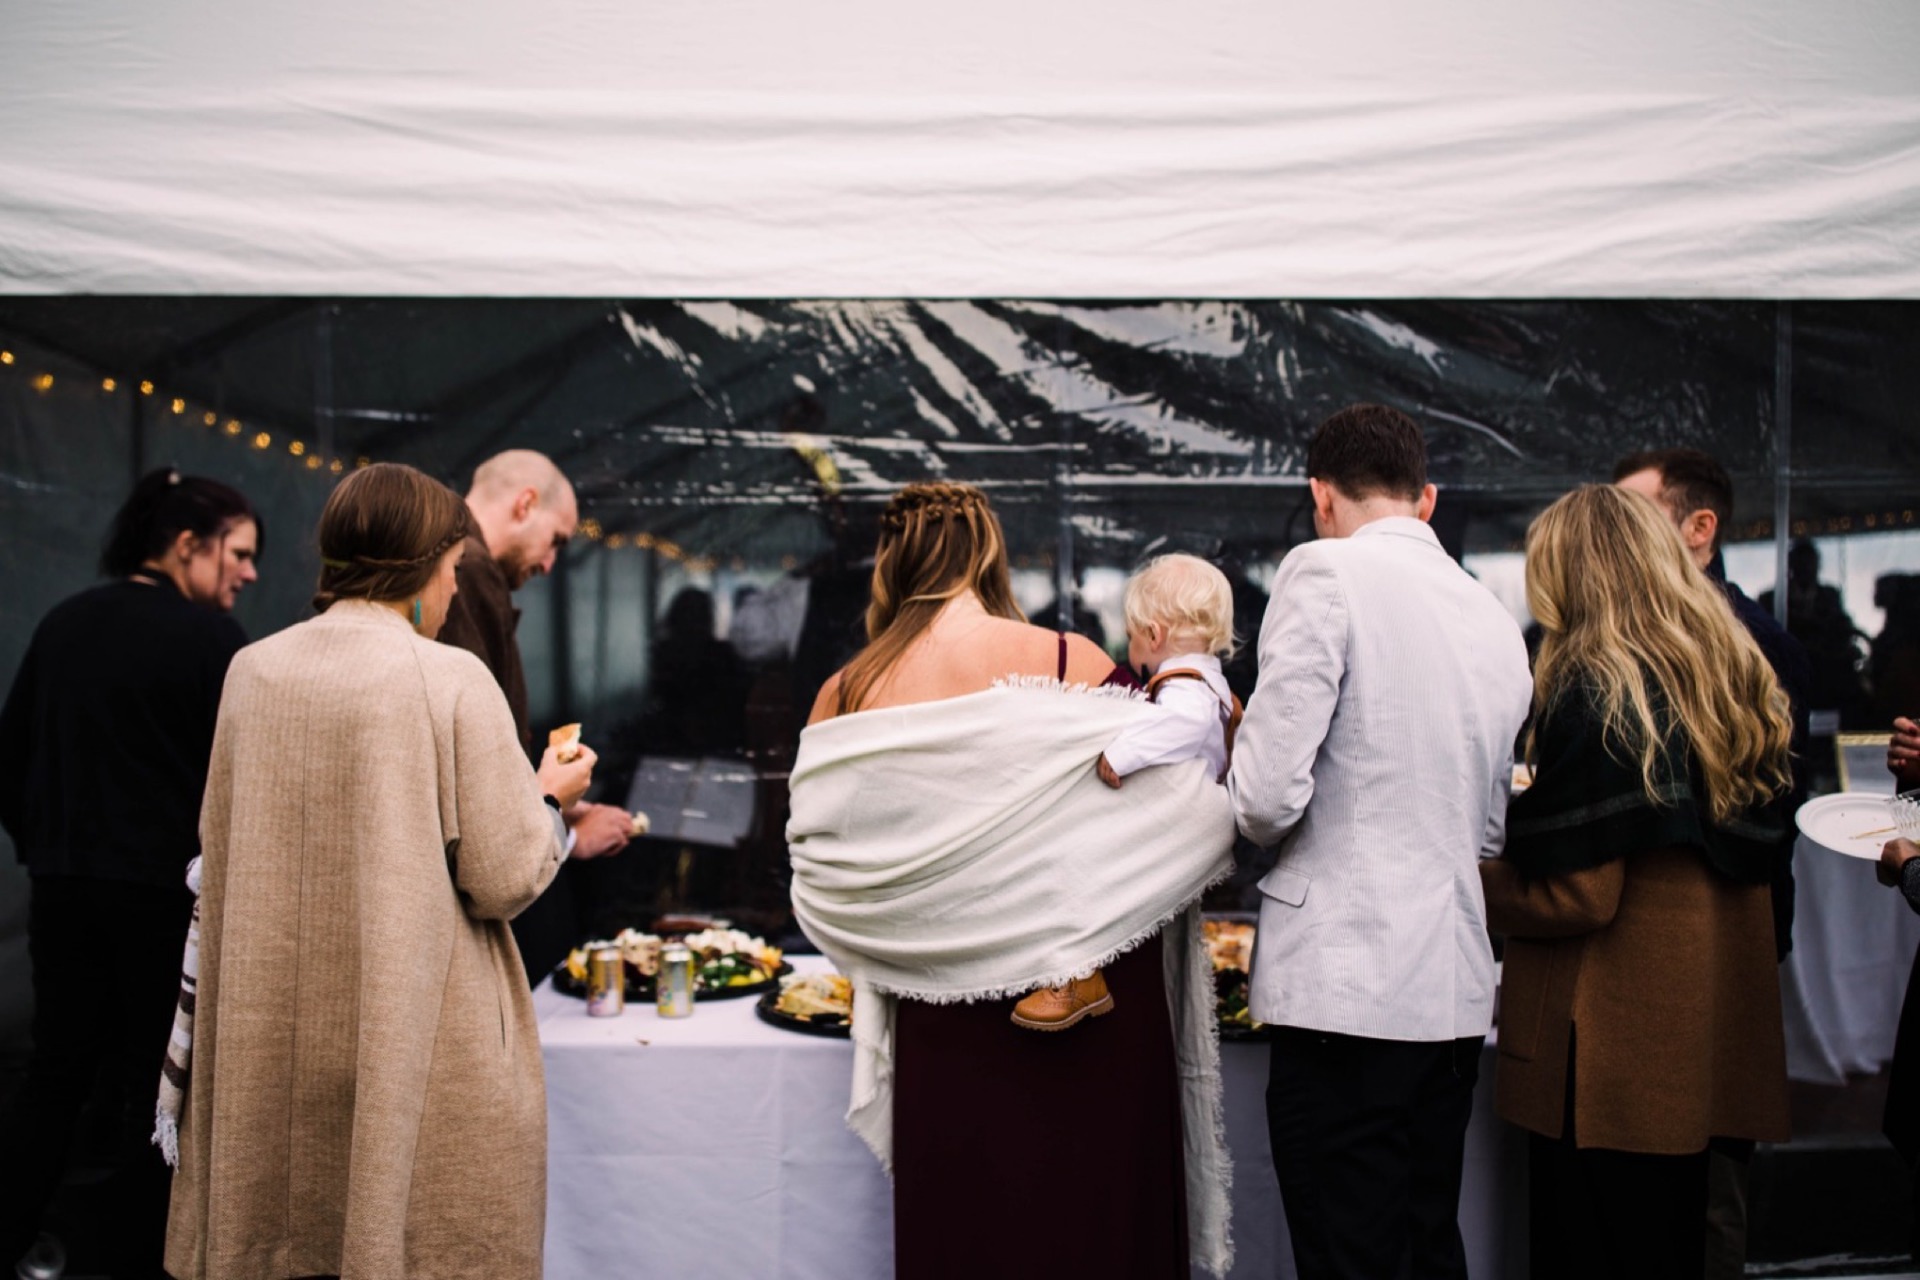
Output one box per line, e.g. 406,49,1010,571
1481,845,1790,1154
165,601,566,1280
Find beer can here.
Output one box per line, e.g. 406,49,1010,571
657,944,696,1018
586,946,625,1017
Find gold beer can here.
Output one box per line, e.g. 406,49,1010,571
657,944,695,1018
586,946,624,1017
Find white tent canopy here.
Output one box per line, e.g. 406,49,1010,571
3,0,1917,298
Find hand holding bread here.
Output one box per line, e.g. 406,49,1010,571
537,741,596,810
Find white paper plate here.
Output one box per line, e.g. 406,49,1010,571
1795,792,1899,860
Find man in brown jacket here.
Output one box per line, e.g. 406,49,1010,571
439,449,634,983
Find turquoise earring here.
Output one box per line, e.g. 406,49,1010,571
411,598,422,628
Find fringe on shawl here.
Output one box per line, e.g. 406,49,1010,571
852,861,1233,1006
989,672,1149,702
153,858,201,1169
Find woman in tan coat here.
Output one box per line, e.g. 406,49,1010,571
1480,484,1793,1280
165,464,595,1280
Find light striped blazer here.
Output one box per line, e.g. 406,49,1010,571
1229,516,1532,1042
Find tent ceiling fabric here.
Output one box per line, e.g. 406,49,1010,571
2,3,1918,297
3,297,1914,562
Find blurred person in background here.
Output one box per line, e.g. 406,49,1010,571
163,463,593,1280
0,467,260,1279
1482,484,1793,1280
1760,540,1868,727
440,449,633,984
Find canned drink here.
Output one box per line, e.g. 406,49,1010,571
586,946,624,1017
657,944,696,1018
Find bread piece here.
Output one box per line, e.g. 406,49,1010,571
549,723,583,762
629,810,650,838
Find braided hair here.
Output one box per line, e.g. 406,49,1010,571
312,464,470,612
836,482,1024,715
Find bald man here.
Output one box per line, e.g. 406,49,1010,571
440,450,633,985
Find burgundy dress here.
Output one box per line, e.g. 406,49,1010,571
891,658,1189,1279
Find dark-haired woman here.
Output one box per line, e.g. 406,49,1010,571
0,467,261,1279
163,463,593,1280
1480,485,1794,1280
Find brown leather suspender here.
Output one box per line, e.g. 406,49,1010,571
1144,667,1244,782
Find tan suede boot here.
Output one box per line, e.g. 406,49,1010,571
1009,970,1115,1031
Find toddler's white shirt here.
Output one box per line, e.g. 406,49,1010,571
1103,651,1233,781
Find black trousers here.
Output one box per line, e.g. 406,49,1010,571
0,874,192,1278
1266,1027,1484,1280
1528,1134,1708,1280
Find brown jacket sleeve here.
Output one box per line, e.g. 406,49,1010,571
1480,857,1624,939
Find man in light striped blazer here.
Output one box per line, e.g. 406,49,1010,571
1229,404,1533,1280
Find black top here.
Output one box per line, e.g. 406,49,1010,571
0,577,247,887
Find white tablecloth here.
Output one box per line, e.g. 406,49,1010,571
1781,832,1920,1084
538,958,1525,1279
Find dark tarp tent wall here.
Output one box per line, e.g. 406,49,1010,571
4,0,1920,1046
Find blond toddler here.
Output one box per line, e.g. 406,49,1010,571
1011,553,1242,1031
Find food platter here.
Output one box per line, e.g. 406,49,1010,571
754,991,852,1038
552,926,790,1002
551,960,792,1002
754,972,854,1038
1204,914,1268,1041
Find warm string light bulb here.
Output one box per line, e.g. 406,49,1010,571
101,377,117,392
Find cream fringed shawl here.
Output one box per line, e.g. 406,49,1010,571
787,681,1238,1276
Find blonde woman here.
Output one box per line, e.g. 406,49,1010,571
1480,484,1793,1280
790,483,1237,1279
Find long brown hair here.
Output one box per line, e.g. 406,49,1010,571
834,482,1024,715
1526,484,1791,824
313,463,469,612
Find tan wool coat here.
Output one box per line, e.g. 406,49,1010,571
1481,845,1791,1155
165,601,567,1280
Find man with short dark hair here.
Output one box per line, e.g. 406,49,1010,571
1613,446,1811,1280
1231,404,1533,1280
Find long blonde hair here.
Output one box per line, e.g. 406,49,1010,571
1526,484,1791,824
835,482,1025,715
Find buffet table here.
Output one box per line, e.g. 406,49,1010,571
537,958,1526,1280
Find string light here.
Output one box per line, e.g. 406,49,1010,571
4,350,363,493
605,533,627,549
355,457,370,469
